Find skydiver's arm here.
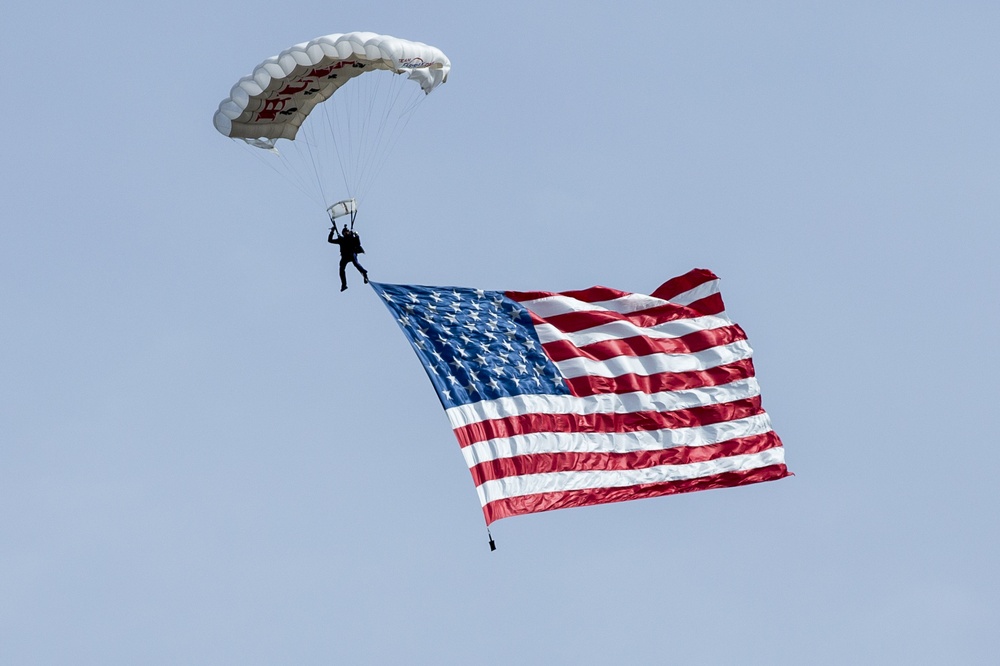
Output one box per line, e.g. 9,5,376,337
328,228,339,243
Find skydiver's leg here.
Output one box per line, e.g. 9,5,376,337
352,255,368,283
339,257,349,291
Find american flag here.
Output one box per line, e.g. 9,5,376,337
371,269,788,525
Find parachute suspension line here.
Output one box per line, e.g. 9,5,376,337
295,116,329,208
323,72,368,201
321,99,353,203
319,69,426,206
349,68,370,194
237,139,323,209
360,86,425,202
349,71,378,202
357,72,403,200
279,137,325,209
341,71,427,204
305,117,334,206
365,73,425,201
345,72,361,194
350,69,382,201
354,72,373,194
361,70,394,195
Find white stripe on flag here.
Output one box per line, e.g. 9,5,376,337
516,279,721,317
519,293,670,317
461,413,775,467
532,313,734,347
476,447,785,504
587,293,674,313
444,377,762,429
668,278,722,306
553,340,754,379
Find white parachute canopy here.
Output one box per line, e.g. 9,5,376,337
214,32,450,211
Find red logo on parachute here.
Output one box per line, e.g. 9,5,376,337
308,61,357,78
256,98,295,121
278,82,311,96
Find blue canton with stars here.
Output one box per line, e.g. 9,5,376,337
371,282,572,410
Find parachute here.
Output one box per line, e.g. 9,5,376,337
213,32,450,219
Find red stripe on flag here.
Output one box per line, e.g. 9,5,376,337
506,289,560,302
564,358,757,397
526,302,713,333
555,285,631,303
469,431,783,485
453,396,764,447
650,268,720,302
683,293,725,317
541,324,748,363
510,269,722,309
507,286,644,304
481,464,790,524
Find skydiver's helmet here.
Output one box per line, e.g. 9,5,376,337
342,225,350,235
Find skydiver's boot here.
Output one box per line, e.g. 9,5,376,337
340,283,348,292
362,271,369,284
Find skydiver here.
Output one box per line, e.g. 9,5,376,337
328,223,368,291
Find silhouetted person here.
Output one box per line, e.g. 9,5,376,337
328,224,368,291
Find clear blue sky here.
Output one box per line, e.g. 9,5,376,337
3,2,998,663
